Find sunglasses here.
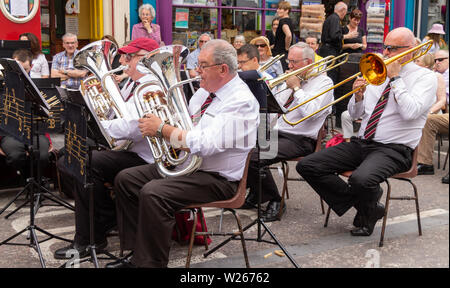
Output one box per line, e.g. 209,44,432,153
383,45,409,52
255,44,267,48
434,57,448,63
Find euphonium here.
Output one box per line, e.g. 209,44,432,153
74,40,134,150
134,45,202,178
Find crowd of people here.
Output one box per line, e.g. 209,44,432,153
0,1,448,268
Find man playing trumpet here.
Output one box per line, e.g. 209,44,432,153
297,27,437,236
243,42,334,222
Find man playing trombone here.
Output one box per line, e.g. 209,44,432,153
243,42,334,222
297,28,437,236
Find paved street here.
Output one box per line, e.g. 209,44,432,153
0,136,448,269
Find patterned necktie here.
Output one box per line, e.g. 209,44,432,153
278,92,295,118
125,81,140,102
191,93,216,126
363,79,393,140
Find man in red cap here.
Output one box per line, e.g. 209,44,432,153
54,38,159,260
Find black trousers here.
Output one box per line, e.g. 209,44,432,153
114,164,238,268
246,131,315,203
0,135,50,175
57,150,147,245
296,137,412,217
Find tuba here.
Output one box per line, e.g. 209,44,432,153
74,40,134,150
134,45,202,177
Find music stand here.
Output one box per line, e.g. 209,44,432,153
203,71,300,268
0,74,73,218
0,58,71,268
0,40,31,59
60,90,118,268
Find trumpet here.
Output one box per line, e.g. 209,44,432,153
282,40,434,126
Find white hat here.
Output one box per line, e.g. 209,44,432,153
428,23,445,35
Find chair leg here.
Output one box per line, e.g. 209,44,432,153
282,161,290,200
438,134,441,169
186,209,198,268
444,147,449,170
324,206,331,227
320,197,325,215
228,209,250,268
411,180,422,236
379,180,391,247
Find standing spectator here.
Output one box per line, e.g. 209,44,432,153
318,1,347,84
51,33,88,90
272,1,294,71
132,4,161,46
233,35,246,50
186,33,212,78
422,23,447,55
417,50,449,179
305,33,323,64
341,8,367,54
19,32,49,79
266,17,280,49
250,36,283,78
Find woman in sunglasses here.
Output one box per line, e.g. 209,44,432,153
342,8,367,54
250,36,283,78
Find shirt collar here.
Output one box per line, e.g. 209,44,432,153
214,74,240,101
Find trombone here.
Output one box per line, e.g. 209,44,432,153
258,54,285,73
266,53,349,90
282,40,434,126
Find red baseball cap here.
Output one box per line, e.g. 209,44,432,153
118,38,159,54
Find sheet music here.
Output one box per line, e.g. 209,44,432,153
1,86,32,141
65,120,87,177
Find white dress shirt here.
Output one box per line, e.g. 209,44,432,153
101,74,157,164
274,73,334,139
186,74,260,181
348,62,437,149
30,54,50,78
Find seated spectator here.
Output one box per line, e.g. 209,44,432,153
51,33,88,90
0,49,51,176
233,35,246,50
250,36,283,78
186,33,212,79
305,33,323,63
131,4,162,46
417,50,449,176
19,32,49,79
422,23,447,55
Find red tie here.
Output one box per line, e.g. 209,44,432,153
364,79,393,140
125,81,140,102
191,93,216,126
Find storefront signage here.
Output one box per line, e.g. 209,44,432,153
0,0,40,23
65,0,80,15
175,8,189,29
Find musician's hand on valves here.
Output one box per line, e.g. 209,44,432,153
353,77,367,102
387,59,401,79
139,114,162,137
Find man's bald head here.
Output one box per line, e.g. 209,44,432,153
334,2,348,20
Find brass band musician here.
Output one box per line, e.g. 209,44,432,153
54,38,159,260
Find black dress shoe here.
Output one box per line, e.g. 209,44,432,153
351,203,385,236
105,258,136,268
262,200,286,222
417,163,435,175
353,187,384,227
442,173,449,184
54,241,107,260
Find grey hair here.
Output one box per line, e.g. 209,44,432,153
139,4,156,19
234,35,246,44
202,39,238,74
199,33,213,41
290,42,315,63
334,1,347,13
62,33,78,42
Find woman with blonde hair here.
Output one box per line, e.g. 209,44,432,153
250,36,283,78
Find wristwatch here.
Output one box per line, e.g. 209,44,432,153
63,70,68,76
293,86,300,92
156,122,165,138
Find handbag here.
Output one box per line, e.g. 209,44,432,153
172,209,212,245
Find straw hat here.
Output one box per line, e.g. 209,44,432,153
428,23,445,35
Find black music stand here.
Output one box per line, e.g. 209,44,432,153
0,40,31,58
0,75,73,218
0,58,71,268
203,70,300,268
59,90,118,268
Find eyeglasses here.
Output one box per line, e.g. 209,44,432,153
383,45,409,52
255,44,267,48
64,41,77,45
352,13,362,18
124,53,147,62
196,63,223,71
238,58,252,65
199,40,209,44
434,57,448,63
286,58,308,65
